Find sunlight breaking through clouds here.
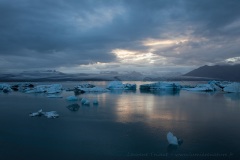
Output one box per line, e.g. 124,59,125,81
111,49,166,64
225,57,240,64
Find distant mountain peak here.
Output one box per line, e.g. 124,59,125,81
184,64,240,81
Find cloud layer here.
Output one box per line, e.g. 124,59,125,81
1,0,240,73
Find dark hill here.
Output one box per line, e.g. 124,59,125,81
184,64,240,81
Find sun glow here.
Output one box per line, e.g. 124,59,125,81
143,38,188,46
111,49,165,64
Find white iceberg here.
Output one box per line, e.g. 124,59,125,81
107,81,136,90
183,84,215,92
140,82,181,91
223,82,240,93
29,109,59,118
167,132,178,145
44,111,59,118
66,96,78,101
29,109,44,117
25,84,62,94
75,83,109,92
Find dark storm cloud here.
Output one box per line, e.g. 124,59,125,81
0,0,240,72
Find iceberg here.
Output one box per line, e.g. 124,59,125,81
223,82,240,93
44,111,59,118
167,132,178,145
25,84,62,94
107,81,136,90
140,82,181,91
83,100,90,105
81,98,90,105
29,109,59,118
66,96,78,101
183,83,216,92
75,83,109,92
0,83,12,93
29,109,44,117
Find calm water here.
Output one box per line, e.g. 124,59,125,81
0,81,240,160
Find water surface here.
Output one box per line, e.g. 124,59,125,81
0,81,239,159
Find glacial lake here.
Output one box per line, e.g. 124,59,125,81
0,81,240,160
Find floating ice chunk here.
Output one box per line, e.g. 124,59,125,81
81,98,87,104
25,84,62,94
44,111,59,118
223,82,240,93
0,83,12,93
29,109,44,117
93,99,98,105
140,82,181,91
107,81,125,89
167,132,178,145
183,84,215,92
81,98,90,105
47,95,63,98
83,100,90,105
29,109,59,118
107,81,136,90
75,83,109,92
46,84,62,94
66,96,78,101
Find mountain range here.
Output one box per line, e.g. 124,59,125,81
1,64,239,82
184,64,240,81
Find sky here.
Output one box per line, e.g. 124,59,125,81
1,0,240,74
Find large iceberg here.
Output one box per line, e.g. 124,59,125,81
75,83,109,92
223,82,240,93
140,82,181,91
29,109,59,118
25,84,62,94
107,81,136,90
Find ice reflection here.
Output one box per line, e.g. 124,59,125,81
140,90,180,96
110,90,136,94
224,93,240,101
66,103,80,111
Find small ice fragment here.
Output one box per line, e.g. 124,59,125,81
66,96,78,101
167,132,178,145
44,111,59,118
83,100,90,105
29,109,44,117
81,98,87,104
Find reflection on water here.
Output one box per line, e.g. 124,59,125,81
140,90,180,96
66,103,80,111
224,93,240,101
0,81,240,159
